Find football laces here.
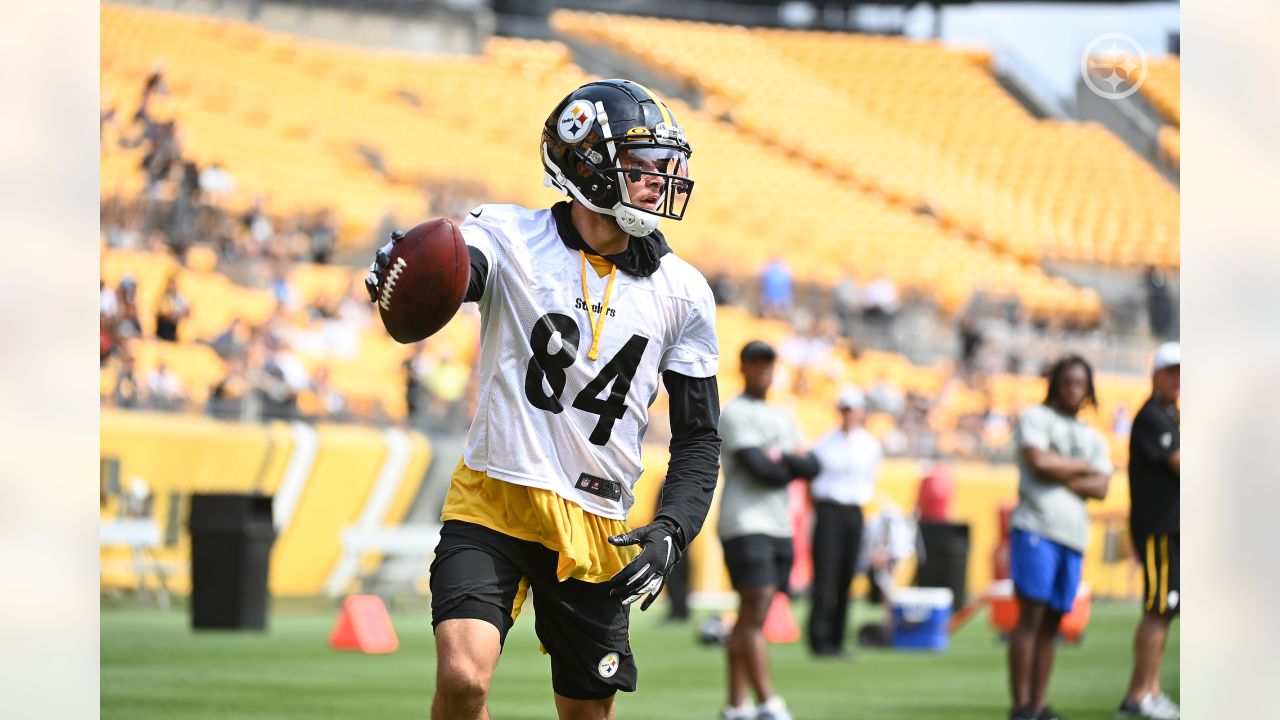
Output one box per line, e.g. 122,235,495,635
378,257,407,312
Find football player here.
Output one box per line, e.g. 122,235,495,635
366,79,721,720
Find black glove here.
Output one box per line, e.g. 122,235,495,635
607,517,684,611
363,229,404,303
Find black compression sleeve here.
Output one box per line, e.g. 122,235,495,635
734,447,795,488
656,371,722,548
464,245,489,303
783,452,821,481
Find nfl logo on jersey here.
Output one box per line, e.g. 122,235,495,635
577,473,622,501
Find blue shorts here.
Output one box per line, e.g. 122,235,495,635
1009,528,1082,613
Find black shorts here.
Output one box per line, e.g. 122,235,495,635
722,534,794,593
429,520,636,699
1133,531,1180,617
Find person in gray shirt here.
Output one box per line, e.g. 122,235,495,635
717,340,819,720
1007,355,1113,720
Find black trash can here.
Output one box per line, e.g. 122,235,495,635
189,493,276,630
914,521,970,611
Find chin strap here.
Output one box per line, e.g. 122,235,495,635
613,205,661,237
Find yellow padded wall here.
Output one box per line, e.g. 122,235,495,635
353,430,435,582
100,410,294,593
268,424,387,596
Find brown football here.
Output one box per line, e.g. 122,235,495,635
376,218,470,344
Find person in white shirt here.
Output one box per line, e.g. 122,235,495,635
807,386,883,657
100,280,119,319
198,161,236,201
145,361,187,411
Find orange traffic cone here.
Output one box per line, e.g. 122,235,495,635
763,592,800,644
329,595,399,654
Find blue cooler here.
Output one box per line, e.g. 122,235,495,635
890,587,954,651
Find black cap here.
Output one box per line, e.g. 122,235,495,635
739,340,777,364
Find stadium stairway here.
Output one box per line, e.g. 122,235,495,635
1075,74,1179,186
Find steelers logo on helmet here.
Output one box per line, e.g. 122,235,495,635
541,79,695,238
557,101,596,144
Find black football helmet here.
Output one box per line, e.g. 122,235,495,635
541,79,693,237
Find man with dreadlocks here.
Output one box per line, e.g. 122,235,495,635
1006,355,1113,720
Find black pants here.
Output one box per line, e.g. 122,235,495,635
808,501,864,654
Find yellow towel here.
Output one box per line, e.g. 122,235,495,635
441,459,640,585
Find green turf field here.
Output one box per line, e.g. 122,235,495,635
101,599,1177,719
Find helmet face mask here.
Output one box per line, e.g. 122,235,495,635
542,80,694,237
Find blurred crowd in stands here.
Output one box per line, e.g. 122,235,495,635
100,262,479,430
100,63,342,264
100,62,478,431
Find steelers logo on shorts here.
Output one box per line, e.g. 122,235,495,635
558,101,596,143
597,652,620,678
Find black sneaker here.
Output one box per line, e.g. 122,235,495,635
1036,707,1062,720
1009,705,1036,720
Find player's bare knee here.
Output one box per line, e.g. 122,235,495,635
436,662,491,706
435,643,495,704
434,618,500,694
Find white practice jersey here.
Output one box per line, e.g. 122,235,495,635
459,204,719,520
